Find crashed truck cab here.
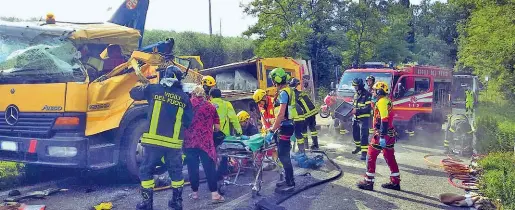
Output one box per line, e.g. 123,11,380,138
0,20,144,169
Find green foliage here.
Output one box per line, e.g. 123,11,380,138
142,30,255,68
455,1,515,98
475,88,515,154
0,161,23,190
478,152,515,209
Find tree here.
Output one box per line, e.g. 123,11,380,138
454,0,515,98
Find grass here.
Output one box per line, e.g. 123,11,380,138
478,152,515,209
0,161,24,190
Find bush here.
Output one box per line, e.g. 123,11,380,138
0,161,23,190
478,152,515,209
474,89,515,154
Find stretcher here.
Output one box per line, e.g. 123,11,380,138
217,134,282,197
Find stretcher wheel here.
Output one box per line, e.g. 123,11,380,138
218,182,226,196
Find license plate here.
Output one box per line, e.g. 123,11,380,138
1,141,18,151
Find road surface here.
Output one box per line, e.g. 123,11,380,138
1,117,467,210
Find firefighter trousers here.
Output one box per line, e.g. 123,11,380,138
276,124,295,185
366,135,400,184
294,120,306,148
352,118,370,153
303,116,319,147
140,145,184,189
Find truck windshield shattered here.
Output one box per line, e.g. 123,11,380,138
0,36,86,84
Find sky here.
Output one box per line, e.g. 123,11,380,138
0,0,446,37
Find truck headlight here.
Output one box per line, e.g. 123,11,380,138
1,141,18,151
47,146,77,157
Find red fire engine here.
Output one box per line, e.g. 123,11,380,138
332,62,453,137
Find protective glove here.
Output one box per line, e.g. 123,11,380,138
379,137,386,148
265,132,274,144
240,135,250,140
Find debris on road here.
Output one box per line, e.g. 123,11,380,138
3,188,67,202
92,202,112,210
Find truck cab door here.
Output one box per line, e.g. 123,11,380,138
391,75,434,122
86,63,157,136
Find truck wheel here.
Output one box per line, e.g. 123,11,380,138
121,119,148,180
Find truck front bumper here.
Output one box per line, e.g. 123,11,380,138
0,135,88,168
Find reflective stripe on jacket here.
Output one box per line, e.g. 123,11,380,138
129,84,193,149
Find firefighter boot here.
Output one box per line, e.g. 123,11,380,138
136,188,153,210
360,152,367,160
381,176,401,191
276,179,295,193
168,187,183,210
310,136,319,150
356,176,374,191
381,183,401,191
351,147,360,154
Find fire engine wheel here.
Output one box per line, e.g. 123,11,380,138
121,118,148,180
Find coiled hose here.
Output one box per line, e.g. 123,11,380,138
424,154,480,191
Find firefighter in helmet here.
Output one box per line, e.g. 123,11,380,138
267,67,297,193
444,114,474,155
202,75,216,97
366,75,376,134
357,81,401,191
351,78,372,160
237,111,259,136
290,78,320,150
130,65,193,210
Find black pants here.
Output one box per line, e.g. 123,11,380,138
217,157,229,181
304,115,318,146
139,145,183,189
277,124,295,185
352,118,370,153
185,148,218,192
294,120,305,146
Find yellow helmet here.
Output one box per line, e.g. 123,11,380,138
372,81,389,95
202,76,216,87
237,111,250,122
252,89,267,103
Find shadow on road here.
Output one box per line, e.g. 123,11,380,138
398,163,448,178
376,190,451,209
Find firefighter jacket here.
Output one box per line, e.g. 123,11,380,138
130,84,193,149
273,86,299,124
444,114,473,141
373,97,395,137
259,96,275,130
353,89,372,120
297,90,318,118
210,98,243,136
292,89,306,122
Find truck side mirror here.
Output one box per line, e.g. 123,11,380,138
330,82,335,90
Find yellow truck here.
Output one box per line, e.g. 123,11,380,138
199,58,316,111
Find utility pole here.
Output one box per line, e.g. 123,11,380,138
219,18,222,36
209,0,213,36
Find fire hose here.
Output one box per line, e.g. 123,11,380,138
424,154,480,191
255,150,343,210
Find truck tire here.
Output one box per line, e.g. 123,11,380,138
121,118,148,180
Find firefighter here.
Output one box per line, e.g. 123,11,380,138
290,78,320,150
465,87,474,118
444,114,474,155
268,67,297,193
288,78,307,153
130,65,193,210
357,81,401,191
202,75,216,97
237,111,259,136
351,78,372,160
366,75,376,134
252,89,281,171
